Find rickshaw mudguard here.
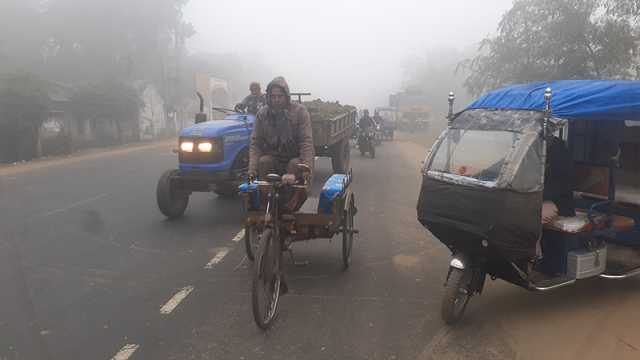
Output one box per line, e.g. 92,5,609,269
417,176,542,262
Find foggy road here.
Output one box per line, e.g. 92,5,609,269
1,129,640,360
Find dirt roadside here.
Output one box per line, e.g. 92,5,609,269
398,130,640,360
0,138,176,176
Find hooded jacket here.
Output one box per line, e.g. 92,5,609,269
248,77,314,175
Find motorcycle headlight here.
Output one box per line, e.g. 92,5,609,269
180,141,194,152
198,142,213,152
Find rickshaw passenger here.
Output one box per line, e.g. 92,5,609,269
542,136,575,224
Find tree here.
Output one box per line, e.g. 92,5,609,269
605,0,640,18
0,73,51,162
70,81,142,145
402,48,476,119
42,0,193,84
462,0,639,96
0,1,48,74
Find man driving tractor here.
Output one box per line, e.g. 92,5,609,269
235,81,266,115
248,76,314,184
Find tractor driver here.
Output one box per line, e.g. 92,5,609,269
235,81,266,115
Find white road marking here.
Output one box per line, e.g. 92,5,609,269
204,248,230,269
160,286,194,315
232,229,245,242
110,344,140,360
42,193,108,217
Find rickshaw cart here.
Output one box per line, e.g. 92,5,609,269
240,170,357,329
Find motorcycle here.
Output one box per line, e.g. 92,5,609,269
357,129,376,158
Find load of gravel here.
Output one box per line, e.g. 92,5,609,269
303,99,356,121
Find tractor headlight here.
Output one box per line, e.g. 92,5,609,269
180,141,194,152
198,142,213,152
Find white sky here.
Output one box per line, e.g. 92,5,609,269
184,0,513,108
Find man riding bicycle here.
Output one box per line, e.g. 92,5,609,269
248,76,314,185
247,76,314,295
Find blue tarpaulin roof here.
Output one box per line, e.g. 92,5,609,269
466,80,640,121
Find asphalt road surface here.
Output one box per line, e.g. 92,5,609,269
1,128,639,360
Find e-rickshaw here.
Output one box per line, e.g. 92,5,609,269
374,107,398,140
417,81,640,324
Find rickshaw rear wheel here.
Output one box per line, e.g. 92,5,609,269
244,224,259,261
370,144,376,158
252,228,281,329
342,195,356,270
441,267,472,325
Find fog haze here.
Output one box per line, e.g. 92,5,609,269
185,0,513,108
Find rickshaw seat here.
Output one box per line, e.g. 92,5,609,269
299,196,320,214
610,214,636,232
545,212,597,234
545,211,635,234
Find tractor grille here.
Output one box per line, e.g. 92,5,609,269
178,137,224,164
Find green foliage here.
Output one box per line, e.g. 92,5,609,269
401,48,475,118
0,73,51,161
605,0,640,18
0,0,193,89
0,73,50,130
462,0,639,96
70,81,142,125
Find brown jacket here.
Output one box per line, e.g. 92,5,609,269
249,102,314,175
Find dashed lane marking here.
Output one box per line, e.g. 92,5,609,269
42,193,108,217
204,248,230,269
232,229,245,242
110,344,140,360
160,286,194,315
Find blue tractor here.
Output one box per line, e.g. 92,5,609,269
156,93,253,219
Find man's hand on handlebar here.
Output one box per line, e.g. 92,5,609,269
282,174,296,185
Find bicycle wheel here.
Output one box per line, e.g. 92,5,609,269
244,224,259,261
251,228,281,329
342,195,355,270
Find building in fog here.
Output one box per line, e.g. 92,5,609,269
195,73,233,120
134,81,170,140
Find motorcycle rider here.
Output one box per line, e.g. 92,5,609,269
359,109,376,131
373,110,384,128
235,81,266,115
358,109,377,150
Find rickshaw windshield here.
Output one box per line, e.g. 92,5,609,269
430,130,518,182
